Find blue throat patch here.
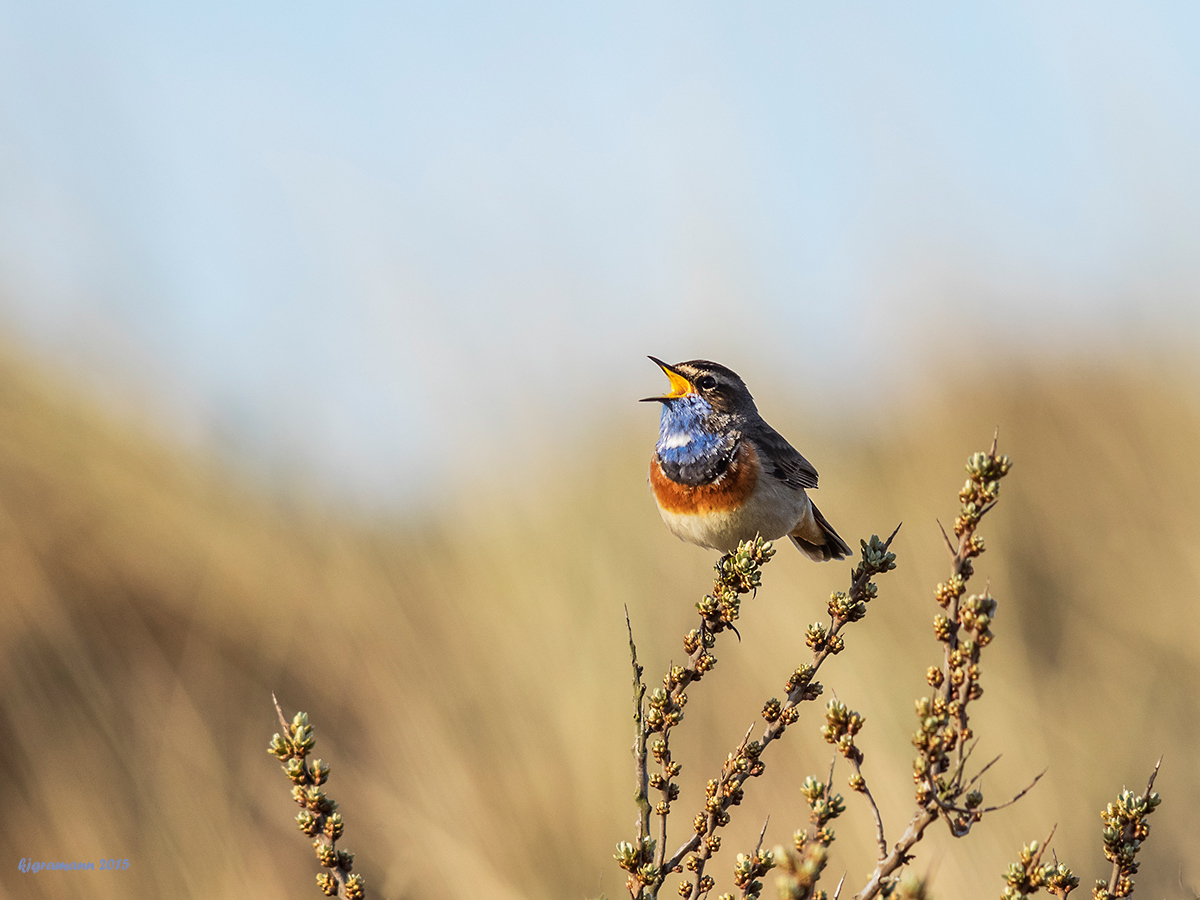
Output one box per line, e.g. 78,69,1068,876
656,395,727,481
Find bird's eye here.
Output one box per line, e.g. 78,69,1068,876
696,375,717,390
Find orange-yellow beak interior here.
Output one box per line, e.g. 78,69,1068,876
652,358,694,399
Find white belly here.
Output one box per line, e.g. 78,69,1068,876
658,479,811,553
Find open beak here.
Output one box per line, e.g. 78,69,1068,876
640,356,694,402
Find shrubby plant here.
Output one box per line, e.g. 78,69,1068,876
268,439,1163,900
616,439,1162,900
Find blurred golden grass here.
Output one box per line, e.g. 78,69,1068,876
0,350,1197,900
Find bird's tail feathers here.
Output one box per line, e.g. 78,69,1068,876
789,502,852,562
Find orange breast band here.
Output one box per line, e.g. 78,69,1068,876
650,441,760,515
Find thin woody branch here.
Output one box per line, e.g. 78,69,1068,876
667,529,900,899
854,442,1020,899
848,755,887,862
1099,759,1162,900
626,606,653,892
268,696,364,900
618,539,777,898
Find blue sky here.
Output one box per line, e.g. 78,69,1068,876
1,2,1198,503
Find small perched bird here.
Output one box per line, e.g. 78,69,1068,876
642,357,851,561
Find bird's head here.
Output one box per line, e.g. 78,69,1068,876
641,357,757,418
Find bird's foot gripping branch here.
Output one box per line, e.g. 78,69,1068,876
617,439,1164,900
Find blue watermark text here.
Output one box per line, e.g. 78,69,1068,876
17,857,129,873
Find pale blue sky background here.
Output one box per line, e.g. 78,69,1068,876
1,2,1198,504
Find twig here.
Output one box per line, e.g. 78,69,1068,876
853,808,939,900
1105,758,1162,896
854,441,1016,898
930,768,1045,821
1030,823,1058,870
681,725,757,898
663,529,901,886
936,519,956,557
753,817,769,855
638,540,777,887
849,755,888,861
979,770,1045,814
961,752,999,793
273,692,290,732
824,701,886,861
267,699,363,899
626,607,652,863
733,818,773,900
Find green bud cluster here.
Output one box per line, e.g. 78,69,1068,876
1092,785,1161,899
1044,866,1080,897
821,534,896,639
959,593,997,646
855,534,898,579
955,452,1011,538
1001,839,1080,899
718,537,776,591
784,665,818,697
695,538,776,635
615,836,660,891
731,848,775,900
935,574,966,609
805,623,843,654
316,870,365,899
680,874,716,897
774,776,846,900
268,705,363,899
696,542,777,648
698,743,766,829
911,693,965,798
683,628,716,656
820,700,865,763
773,842,829,900
799,776,846,831
827,590,866,623
296,809,319,836
646,685,687,734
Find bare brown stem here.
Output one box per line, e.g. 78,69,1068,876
626,608,653,861
935,519,956,557
853,808,938,900
1031,822,1058,870
979,771,1045,815
848,755,888,861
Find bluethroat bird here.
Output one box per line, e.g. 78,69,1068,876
642,357,851,561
